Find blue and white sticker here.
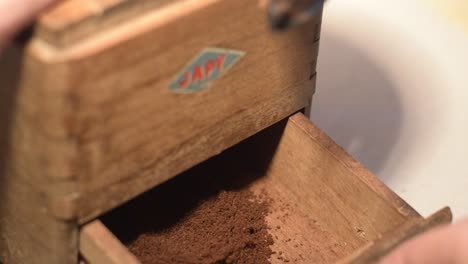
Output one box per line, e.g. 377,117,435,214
169,47,246,93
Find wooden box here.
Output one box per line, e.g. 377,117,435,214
0,0,450,263
78,113,451,264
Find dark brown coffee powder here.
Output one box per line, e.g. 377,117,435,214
126,189,273,264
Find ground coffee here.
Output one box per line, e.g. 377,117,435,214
126,189,273,264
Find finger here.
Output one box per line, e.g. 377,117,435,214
379,220,468,264
0,0,59,47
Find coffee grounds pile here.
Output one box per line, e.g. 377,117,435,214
126,189,273,264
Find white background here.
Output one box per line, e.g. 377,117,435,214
311,0,468,220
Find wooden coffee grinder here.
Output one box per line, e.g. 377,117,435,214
0,1,451,263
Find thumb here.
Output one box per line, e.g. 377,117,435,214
379,220,468,264
0,0,59,48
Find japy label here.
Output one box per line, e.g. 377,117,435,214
169,47,246,93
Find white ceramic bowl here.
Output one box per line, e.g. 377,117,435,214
312,0,468,220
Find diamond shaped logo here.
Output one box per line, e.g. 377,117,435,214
169,47,245,93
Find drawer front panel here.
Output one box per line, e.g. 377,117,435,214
60,0,322,222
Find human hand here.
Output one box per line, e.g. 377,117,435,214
0,0,58,50
380,218,468,264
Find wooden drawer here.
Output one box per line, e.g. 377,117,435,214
79,113,451,264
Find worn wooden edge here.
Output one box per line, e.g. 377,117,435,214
29,0,222,63
291,113,421,218
80,220,141,264
36,0,175,48
16,47,81,220
0,45,79,264
335,207,452,264
39,0,128,30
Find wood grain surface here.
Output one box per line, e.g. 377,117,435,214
337,207,452,264
2,1,322,262
0,47,78,264
37,0,174,47
36,0,321,223
246,113,421,263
